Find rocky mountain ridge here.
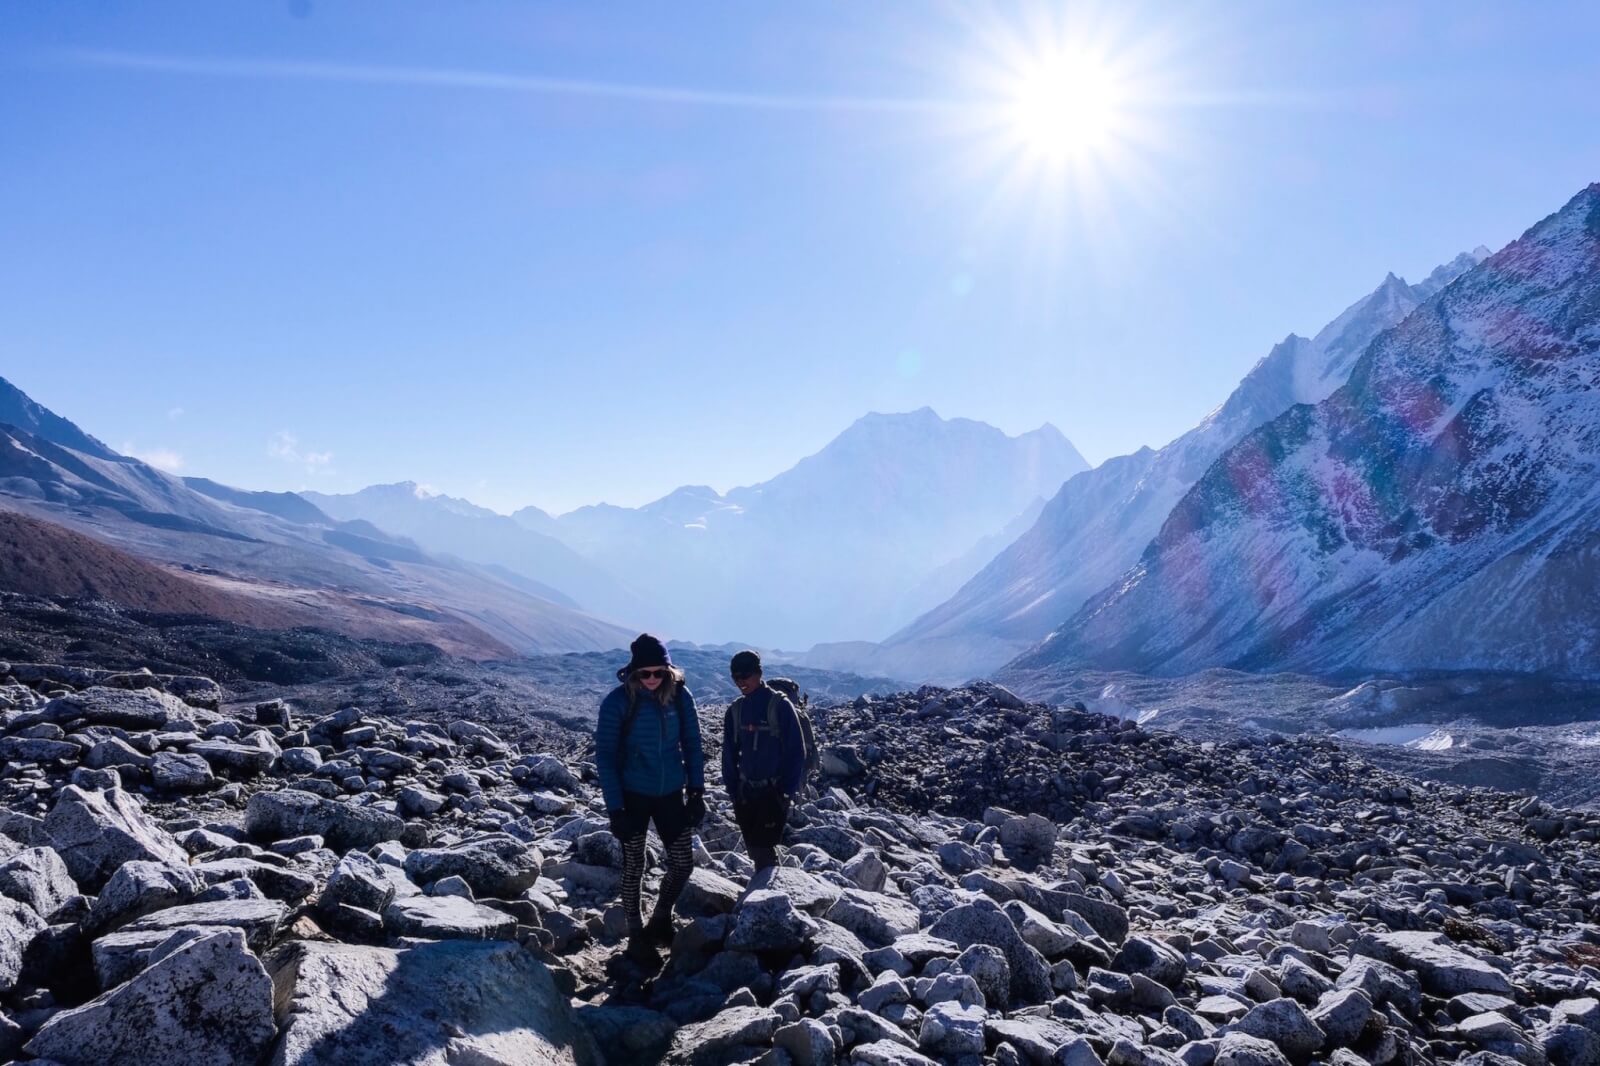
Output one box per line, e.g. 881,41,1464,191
1022,184,1600,680
0,655,1597,1064
870,249,1489,685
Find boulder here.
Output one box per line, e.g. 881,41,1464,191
245,790,403,852
919,1000,987,1056
1228,999,1326,1062
0,894,47,993
268,938,601,1065
91,860,204,932
928,897,1052,1005
775,1017,837,1066
382,894,518,940
726,889,819,954
826,887,921,947
27,929,275,1065
677,866,743,916
0,845,78,920
40,686,185,729
404,837,542,898
150,752,215,793
1113,935,1187,987
1215,1033,1293,1066
41,785,189,891
1360,932,1514,997
117,898,288,953
320,852,396,914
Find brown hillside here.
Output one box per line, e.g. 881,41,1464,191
0,508,512,657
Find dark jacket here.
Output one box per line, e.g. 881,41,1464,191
721,684,804,799
595,684,705,811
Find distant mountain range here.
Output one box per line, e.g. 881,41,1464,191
1015,183,1600,679
0,382,633,657
312,408,1088,649
816,251,1491,682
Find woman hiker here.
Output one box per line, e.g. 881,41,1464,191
594,634,706,961
722,649,805,872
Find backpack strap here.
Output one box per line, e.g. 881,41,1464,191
616,687,643,771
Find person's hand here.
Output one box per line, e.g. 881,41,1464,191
685,789,706,828
608,807,630,838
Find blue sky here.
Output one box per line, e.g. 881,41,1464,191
3,2,1597,514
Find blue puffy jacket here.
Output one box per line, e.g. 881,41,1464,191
722,684,805,799
594,684,705,811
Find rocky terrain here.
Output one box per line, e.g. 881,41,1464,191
1,651,1598,1065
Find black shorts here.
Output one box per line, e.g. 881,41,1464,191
734,790,790,849
618,789,690,846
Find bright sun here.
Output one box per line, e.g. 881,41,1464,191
1005,51,1126,163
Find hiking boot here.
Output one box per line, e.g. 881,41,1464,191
623,933,660,965
643,913,676,949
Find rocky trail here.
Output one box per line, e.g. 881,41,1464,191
1,662,1598,1066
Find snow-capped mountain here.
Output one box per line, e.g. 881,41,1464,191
529,408,1089,648
1017,184,1600,679
874,248,1489,682
302,483,655,627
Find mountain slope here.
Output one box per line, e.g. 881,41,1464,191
0,376,117,459
878,250,1488,682
1018,184,1600,679
0,380,634,657
538,408,1090,647
302,483,651,624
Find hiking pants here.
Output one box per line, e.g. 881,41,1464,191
615,790,694,933
734,788,790,872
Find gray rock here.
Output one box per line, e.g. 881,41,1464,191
678,866,743,916
667,1005,780,1065
118,898,288,952
0,735,81,762
923,971,985,1009
1061,892,1130,945
150,752,215,793
938,840,988,874
958,943,1011,1009
398,785,445,818
745,865,843,915
1359,932,1514,997
827,888,920,947
245,790,403,852
28,929,274,1066
268,938,601,1065
280,747,324,774
984,1017,1080,1066
91,860,204,932
321,851,396,914
843,848,888,892
1540,1022,1600,1066
861,971,912,1013
41,686,184,729
404,837,542,898
84,736,152,770
41,785,189,891
928,897,1053,1005
1004,899,1081,959
775,1017,837,1066
1055,1035,1110,1066
919,1000,987,1057
1228,998,1326,1061
1310,989,1372,1048
1113,935,1187,987
192,857,316,904
998,813,1058,866
726,889,820,953
0,846,78,920
1553,1000,1600,1034
850,1040,938,1066
382,893,517,940
574,1004,677,1063
0,894,47,993
1334,956,1422,1015
1215,1033,1292,1066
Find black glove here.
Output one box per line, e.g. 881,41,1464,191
608,807,630,838
685,789,706,828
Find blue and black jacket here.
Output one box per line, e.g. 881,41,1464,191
722,683,805,800
595,683,705,812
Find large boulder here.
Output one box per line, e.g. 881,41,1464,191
666,1005,781,1065
150,752,216,793
267,938,601,1065
40,786,188,891
245,790,403,852
0,894,47,993
0,845,78,920
726,890,820,954
39,686,187,729
91,860,205,932
116,898,288,953
382,894,518,941
1359,932,1514,997
403,837,542,898
26,928,275,1066
928,897,1052,1005
825,888,920,948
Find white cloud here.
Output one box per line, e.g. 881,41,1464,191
167,406,185,420
268,431,334,474
121,442,184,472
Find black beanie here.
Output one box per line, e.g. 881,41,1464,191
729,649,761,676
619,633,671,680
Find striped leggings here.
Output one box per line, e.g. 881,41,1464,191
616,789,695,933
621,830,694,932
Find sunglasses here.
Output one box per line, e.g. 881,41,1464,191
730,671,754,682
634,668,670,680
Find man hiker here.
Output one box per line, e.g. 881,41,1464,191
721,649,805,872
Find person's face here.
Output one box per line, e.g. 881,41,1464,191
635,667,669,692
732,669,761,697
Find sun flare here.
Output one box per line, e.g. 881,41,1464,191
1005,51,1125,163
